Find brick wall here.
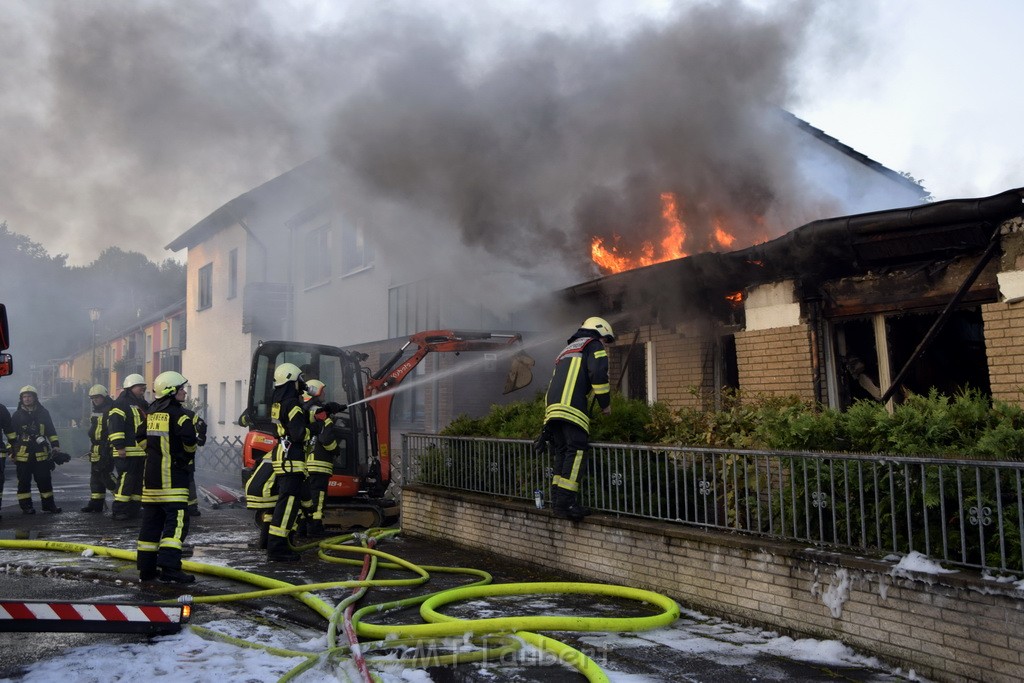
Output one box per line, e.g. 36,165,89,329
735,324,815,401
402,486,1024,682
982,301,1024,406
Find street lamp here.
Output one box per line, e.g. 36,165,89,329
89,307,102,384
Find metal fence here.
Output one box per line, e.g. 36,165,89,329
196,435,244,479
403,433,1024,573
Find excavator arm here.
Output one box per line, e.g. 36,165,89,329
364,330,533,491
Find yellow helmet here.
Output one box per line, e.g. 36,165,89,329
581,316,615,343
19,385,38,396
273,362,303,387
88,384,108,397
154,371,188,398
304,379,326,401
122,373,146,389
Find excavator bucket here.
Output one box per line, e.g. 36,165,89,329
504,350,535,394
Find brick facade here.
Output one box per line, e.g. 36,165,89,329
735,324,815,401
402,486,1024,682
982,301,1024,405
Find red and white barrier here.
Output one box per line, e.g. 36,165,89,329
0,599,191,635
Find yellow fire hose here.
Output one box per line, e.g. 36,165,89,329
0,531,680,683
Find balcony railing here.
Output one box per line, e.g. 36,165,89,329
158,347,182,373
403,434,1024,574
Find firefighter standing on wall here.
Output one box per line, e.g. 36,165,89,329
0,403,11,520
109,374,148,520
300,379,347,537
266,362,310,562
8,386,68,514
137,371,204,584
81,384,117,512
543,317,615,522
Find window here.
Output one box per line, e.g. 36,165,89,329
198,263,213,310
228,248,238,299
341,220,374,274
388,280,440,338
197,384,209,421
304,225,331,288
145,334,152,364
218,382,227,425
234,380,243,424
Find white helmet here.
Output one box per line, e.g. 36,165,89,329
273,362,304,387
88,384,108,397
154,371,188,398
304,379,326,401
123,373,146,389
581,316,615,343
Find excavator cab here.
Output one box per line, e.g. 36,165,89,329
242,340,375,499
241,330,533,529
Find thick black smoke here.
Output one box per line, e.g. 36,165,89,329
2,0,887,315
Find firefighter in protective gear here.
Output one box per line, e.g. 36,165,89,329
81,384,117,512
266,362,310,561
137,371,199,584
300,380,347,536
0,403,11,520
109,373,148,520
8,386,64,513
543,317,615,522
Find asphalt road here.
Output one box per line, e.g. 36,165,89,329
0,458,910,682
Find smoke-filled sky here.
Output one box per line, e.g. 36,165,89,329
1,0,1021,278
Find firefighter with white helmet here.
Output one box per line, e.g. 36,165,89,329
81,384,117,512
109,373,149,520
300,379,347,536
542,316,615,522
265,362,310,561
137,371,200,583
8,385,66,514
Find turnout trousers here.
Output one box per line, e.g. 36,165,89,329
112,456,145,518
548,419,590,512
15,456,56,511
267,473,303,554
137,502,190,574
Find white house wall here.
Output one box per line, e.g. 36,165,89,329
183,222,252,439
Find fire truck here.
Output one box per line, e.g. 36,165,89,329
240,330,534,528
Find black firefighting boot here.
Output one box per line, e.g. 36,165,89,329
41,497,62,514
267,535,301,562
158,567,196,584
307,519,326,536
81,499,105,513
257,513,271,550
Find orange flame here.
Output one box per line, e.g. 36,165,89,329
725,291,743,303
591,193,690,274
591,192,765,274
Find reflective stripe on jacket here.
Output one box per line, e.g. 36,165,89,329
544,333,611,433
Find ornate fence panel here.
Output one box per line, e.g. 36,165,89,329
403,434,1024,573
196,435,244,479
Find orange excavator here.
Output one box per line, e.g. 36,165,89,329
240,330,534,528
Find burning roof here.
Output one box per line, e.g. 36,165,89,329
569,188,1024,329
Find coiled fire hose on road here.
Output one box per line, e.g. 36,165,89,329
0,531,680,683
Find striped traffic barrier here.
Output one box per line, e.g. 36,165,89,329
0,597,192,635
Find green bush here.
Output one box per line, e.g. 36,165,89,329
442,387,1024,460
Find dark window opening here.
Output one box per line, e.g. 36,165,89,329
832,307,990,409
613,344,648,402
888,308,990,398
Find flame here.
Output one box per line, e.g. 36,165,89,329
591,193,689,274
591,192,764,274
713,218,735,248
725,291,743,303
